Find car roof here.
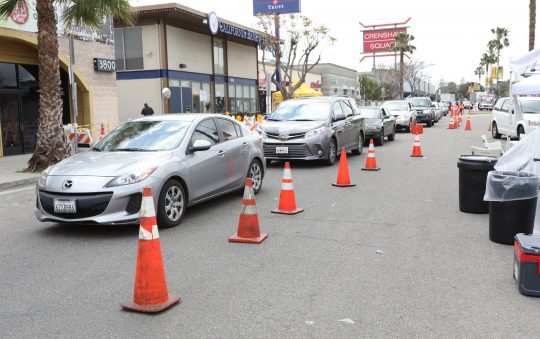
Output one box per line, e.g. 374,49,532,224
383,100,408,103
288,96,341,102
130,113,230,123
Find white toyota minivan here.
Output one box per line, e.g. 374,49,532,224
491,96,540,139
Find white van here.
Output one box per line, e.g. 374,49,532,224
491,96,540,139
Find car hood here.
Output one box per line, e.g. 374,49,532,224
412,106,429,111
48,151,173,177
365,118,382,126
260,120,327,134
387,110,410,115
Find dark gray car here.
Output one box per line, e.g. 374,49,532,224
359,106,397,146
258,97,365,165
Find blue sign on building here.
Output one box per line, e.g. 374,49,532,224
253,0,301,15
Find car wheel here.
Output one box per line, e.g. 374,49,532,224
351,132,364,155
247,159,264,194
426,119,433,127
406,120,412,132
375,129,384,146
388,126,395,141
518,125,526,140
157,179,186,228
325,138,338,165
492,122,501,139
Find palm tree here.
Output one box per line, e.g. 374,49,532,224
0,0,134,171
390,33,416,99
480,50,496,92
530,0,536,51
488,27,510,86
474,65,484,87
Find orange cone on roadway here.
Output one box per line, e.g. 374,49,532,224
271,162,304,214
465,116,472,130
362,139,380,171
410,134,424,157
332,148,355,187
121,186,181,313
230,178,268,244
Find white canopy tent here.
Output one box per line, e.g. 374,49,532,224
510,48,540,81
512,74,540,95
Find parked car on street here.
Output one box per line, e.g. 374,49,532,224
439,101,450,115
433,102,444,122
463,100,473,109
36,114,265,228
491,96,540,140
407,97,436,127
258,96,365,165
358,106,397,146
381,100,417,132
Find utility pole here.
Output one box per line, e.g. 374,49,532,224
68,35,78,154
274,14,281,93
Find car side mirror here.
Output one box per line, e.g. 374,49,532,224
190,139,212,152
333,113,346,122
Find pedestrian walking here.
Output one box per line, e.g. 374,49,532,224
141,103,154,116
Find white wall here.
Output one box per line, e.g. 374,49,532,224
116,78,162,122
142,25,160,70
166,26,212,74
228,41,256,79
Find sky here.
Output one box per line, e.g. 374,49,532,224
132,0,539,87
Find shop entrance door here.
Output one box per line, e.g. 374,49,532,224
0,92,22,156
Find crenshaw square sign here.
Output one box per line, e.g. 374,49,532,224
253,0,301,15
363,27,407,53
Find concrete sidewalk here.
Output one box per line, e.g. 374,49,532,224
0,154,39,190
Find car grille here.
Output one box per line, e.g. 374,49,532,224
126,193,142,215
39,191,113,219
266,132,306,140
263,143,313,158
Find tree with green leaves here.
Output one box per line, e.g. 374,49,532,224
0,0,134,171
488,27,510,87
358,74,381,101
389,33,416,99
474,65,485,87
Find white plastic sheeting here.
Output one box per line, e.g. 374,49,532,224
512,74,540,95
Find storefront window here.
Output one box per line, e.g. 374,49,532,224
228,84,236,113
215,83,225,113
201,82,211,113
114,27,143,71
192,82,200,112
243,85,250,113
19,65,39,153
228,83,257,114
213,38,225,75
250,86,257,113
0,63,17,88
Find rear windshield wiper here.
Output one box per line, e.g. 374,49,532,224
114,148,153,152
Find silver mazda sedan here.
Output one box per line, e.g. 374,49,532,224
35,114,265,228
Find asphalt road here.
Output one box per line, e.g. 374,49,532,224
1,113,539,338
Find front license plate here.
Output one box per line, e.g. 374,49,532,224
275,146,288,154
54,198,77,214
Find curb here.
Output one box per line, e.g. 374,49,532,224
0,177,39,191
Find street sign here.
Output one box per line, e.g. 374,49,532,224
362,27,407,53
253,0,301,15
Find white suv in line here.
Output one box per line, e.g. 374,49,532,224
491,96,540,139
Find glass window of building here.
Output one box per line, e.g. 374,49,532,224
192,81,201,112
201,82,211,113
213,38,225,75
0,63,17,88
250,86,257,113
114,27,143,70
243,85,250,113
228,84,236,113
215,83,225,113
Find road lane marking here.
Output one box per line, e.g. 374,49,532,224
0,185,35,196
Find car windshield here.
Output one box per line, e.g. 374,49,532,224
359,108,381,119
383,101,408,111
93,120,191,152
268,100,330,121
409,98,430,108
520,99,540,113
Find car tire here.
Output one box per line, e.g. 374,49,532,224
518,125,525,140
247,159,264,194
325,138,338,165
157,179,186,228
406,120,412,132
351,132,364,155
492,122,502,139
426,119,433,127
388,126,396,141
375,129,384,146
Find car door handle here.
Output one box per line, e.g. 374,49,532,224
218,150,226,157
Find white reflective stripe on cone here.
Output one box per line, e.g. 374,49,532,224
281,182,294,190
283,168,292,180
139,224,160,240
241,204,258,215
242,185,251,200
141,196,156,217
367,152,375,158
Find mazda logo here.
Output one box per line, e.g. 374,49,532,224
62,180,73,189
279,134,289,141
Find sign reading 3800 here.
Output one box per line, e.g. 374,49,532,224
93,58,116,72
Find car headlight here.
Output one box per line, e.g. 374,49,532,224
38,166,51,187
528,120,540,126
305,126,328,138
105,167,158,187
256,126,267,140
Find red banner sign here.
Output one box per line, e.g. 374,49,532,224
363,27,407,53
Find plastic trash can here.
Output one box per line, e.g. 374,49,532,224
484,171,540,245
457,155,499,214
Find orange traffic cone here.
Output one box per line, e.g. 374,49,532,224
121,187,181,313
362,139,380,171
229,178,268,243
465,116,472,131
99,122,105,140
410,134,423,157
332,148,355,187
272,162,304,214
447,116,456,129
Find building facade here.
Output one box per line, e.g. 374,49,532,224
308,63,359,98
114,3,261,121
0,5,118,157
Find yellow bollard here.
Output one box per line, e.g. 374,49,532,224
257,114,263,123
236,115,242,122
225,111,230,116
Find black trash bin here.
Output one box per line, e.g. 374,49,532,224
457,155,499,214
485,171,539,245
